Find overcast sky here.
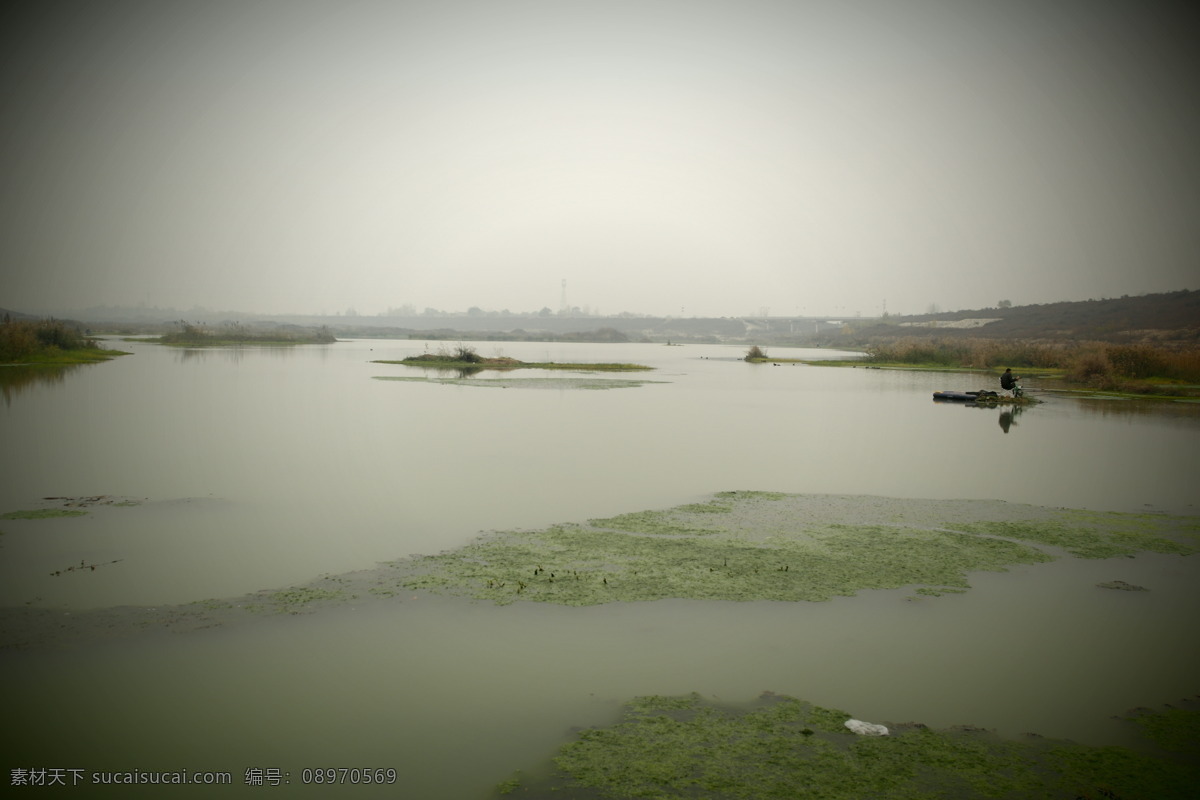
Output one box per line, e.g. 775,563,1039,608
3,0,1197,318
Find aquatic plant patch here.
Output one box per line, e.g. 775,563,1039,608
6,494,1194,649
403,522,1051,605
267,587,345,609
953,513,1199,559
0,509,88,520
1129,704,1200,759
41,495,143,509
587,504,733,536
715,490,790,501
0,495,144,522
497,693,1200,799
400,493,1198,606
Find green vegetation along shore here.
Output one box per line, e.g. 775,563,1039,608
745,339,1200,399
0,317,129,365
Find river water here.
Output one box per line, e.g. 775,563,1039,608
2,339,1198,797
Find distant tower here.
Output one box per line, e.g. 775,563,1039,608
560,279,568,315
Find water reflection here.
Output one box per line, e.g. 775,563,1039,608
174,346,243,364
415,364,487,378
1071,396,1200,422
998,405,1025,433
172,344,314,364
0,364,83,406
932,395,1029,434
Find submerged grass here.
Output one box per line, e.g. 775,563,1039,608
372,375,663,390
268,587,345,608
501,693,1200,799
955,512,1200,559
0,497,143,521
401,492,1196,607
1130,707,1200,759
0,509,89,520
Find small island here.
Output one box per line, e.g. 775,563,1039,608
1,317,129,365
374,345,651,372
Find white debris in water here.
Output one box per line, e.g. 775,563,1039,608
844,719,889,736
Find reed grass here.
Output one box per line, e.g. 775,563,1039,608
156,322,335,345
744,345,767,362
863,337,1200,394
0,318,106,363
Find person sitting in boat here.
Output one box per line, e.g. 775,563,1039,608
1000,368,1021,396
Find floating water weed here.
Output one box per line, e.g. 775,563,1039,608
501,693,1200,799
402,493,1196,606
955,514,1196,559
268,587,345,608
1129,706,1200,759
2,495,144,520
1,509,88,520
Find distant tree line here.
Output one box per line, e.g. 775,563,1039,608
402,326,632,344
158,321,336,344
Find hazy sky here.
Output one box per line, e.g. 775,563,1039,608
3,0,1197,318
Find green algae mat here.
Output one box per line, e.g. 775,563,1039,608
400,491,1199,606
494,692,1200,799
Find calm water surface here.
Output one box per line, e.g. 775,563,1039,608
3,339,1198,797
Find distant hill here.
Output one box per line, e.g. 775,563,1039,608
842,290,1200,346
0,307,41,323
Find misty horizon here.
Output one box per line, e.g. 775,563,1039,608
4,1,1198,319
14,285,1193,325
14,289,1195,326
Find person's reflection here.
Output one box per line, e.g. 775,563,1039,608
998,404,1025,433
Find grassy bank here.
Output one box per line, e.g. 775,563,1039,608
829,338,1200,397
0,318,128,365
153,322,336,346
